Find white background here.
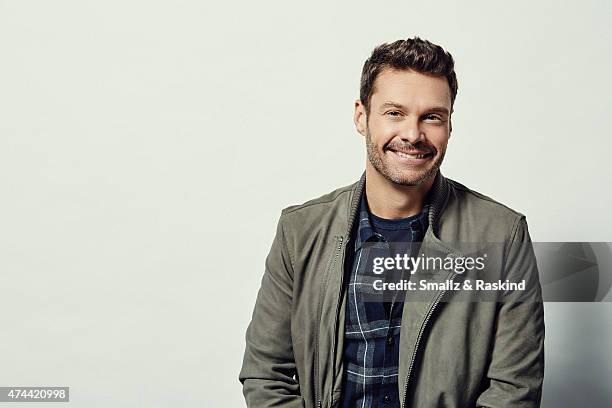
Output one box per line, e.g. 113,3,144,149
1,0,611,406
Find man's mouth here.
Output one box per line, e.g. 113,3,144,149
387,148,434,160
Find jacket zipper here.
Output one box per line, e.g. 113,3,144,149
329,235,346,407
315,236,344,408
401,269,457,408
318,180,362,408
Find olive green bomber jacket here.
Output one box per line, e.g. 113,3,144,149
239,171,545,408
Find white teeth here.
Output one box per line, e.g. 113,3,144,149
395,151,428,159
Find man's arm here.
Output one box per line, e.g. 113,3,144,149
476,216,545,408
239,213,304,407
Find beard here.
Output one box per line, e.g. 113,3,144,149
365,128,446,186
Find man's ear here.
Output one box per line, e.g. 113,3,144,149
354,99,367,137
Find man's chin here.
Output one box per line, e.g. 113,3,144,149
380,166,438,186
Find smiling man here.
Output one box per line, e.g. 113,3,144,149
240,37,545,408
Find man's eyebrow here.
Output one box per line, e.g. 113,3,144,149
379,101,449,115
380,101,406,110
427,106,450,115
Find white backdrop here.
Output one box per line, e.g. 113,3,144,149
1,0,611,406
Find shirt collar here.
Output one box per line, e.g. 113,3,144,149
354,191,430,252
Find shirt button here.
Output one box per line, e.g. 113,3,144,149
384,395,391,402
386,336,393,346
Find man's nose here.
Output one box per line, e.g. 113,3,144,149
400,116,425,144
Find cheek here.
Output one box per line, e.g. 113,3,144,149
428,128,450,149
369,120,399,144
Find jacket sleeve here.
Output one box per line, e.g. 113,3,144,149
475,216,545,408
239,213,304,408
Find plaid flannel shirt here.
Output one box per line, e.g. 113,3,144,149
341,192,429,408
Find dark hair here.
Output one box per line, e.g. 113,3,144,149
359,37,458,114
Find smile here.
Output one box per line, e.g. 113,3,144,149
395,151,430,159
388,149,434,161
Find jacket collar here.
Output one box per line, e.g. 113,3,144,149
354,190,430,252
346,170,450,241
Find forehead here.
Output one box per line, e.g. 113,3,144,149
371,68,451,109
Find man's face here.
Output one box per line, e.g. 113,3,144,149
354,68,452,186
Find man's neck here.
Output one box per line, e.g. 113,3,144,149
365,164,435,220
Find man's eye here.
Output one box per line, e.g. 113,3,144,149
424,114,442,121
386,111,402,116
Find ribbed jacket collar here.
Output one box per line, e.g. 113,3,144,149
346,170,450,240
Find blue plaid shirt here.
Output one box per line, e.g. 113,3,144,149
341,192,429,408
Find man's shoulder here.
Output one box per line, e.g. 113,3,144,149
443,177,530,242
281,180,358,216
276,178,361,238
447,177,525,219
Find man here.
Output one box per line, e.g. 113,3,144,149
239,37,545,408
